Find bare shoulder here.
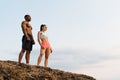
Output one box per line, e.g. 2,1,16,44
38,31,42,35
21,21,27,28
38,31,41,33
22,21,27,25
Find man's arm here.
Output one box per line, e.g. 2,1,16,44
31,32,35,44
21,21,30,40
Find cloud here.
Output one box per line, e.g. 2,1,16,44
0,50,18,61
46,48,114,71
72,59,120,80
48,49,120,80
105,46,120,56
1,48,120,80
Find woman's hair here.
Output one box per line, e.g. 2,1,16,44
40,24,46,31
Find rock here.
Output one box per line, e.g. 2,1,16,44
0,60,96,80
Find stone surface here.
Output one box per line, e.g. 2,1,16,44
0,60,96,80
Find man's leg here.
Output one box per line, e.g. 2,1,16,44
18,49,25,63
25,50,31,64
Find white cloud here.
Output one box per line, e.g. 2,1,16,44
72,59,120,80
105,46,120,56
1,47,120,80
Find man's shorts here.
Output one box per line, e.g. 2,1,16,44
22,34,34,51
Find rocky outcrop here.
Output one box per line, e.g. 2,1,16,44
0,60,96,80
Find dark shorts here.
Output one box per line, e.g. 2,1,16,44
22,34,34,51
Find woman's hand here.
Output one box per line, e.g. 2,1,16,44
50,48,53,53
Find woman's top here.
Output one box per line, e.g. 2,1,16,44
40,32,47,40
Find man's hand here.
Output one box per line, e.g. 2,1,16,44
32,40,35,45
26,36,30,41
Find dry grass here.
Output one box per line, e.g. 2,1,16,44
0,60,96,80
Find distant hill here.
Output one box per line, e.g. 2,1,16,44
0,60,96,80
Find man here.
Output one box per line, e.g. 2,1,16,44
18,15,35,64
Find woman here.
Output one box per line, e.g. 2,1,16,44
37,24,52,67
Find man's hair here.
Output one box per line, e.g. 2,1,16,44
24,15,30,19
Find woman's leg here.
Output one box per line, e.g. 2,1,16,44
44,48,51,67
37,48,45,66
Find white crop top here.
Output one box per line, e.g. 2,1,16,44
40,32,46,40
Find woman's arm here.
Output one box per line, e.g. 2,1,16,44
37,31,42,46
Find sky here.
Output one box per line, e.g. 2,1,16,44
0,0,120,80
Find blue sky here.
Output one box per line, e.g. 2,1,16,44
0,0,120,80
